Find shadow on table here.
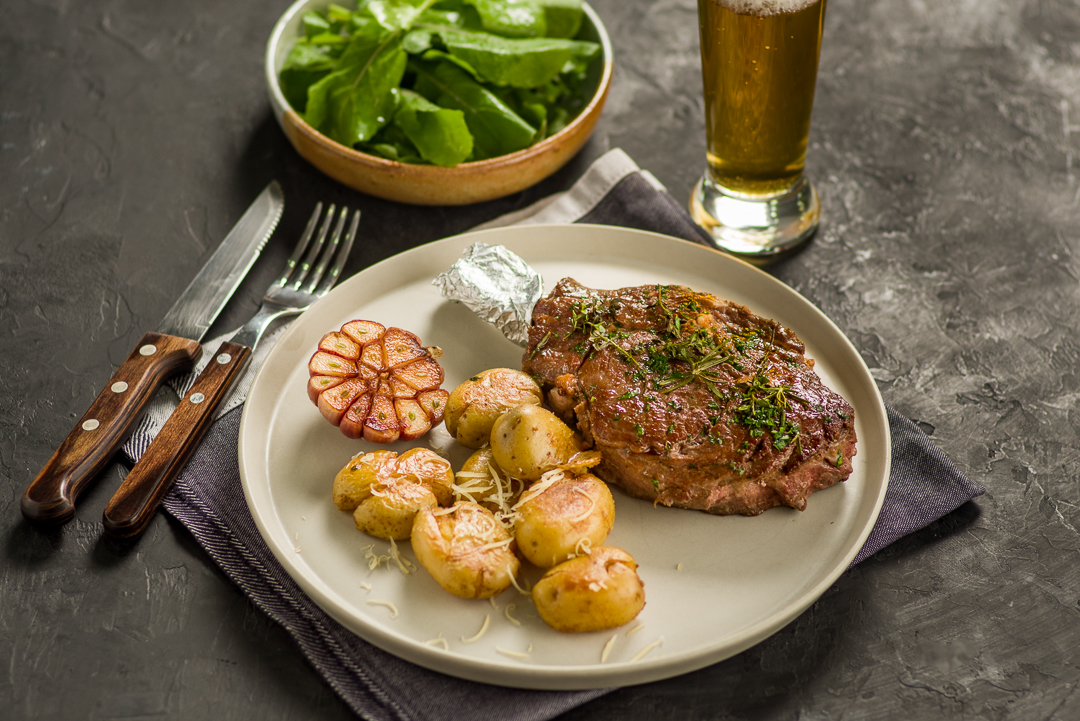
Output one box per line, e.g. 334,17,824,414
557,500,983,720
4,463,132,566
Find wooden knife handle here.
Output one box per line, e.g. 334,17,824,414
102,341,252,539
21,332,202,524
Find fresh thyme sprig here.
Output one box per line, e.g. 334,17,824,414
565,298,639,367
732,370,805,452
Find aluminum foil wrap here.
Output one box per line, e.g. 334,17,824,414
432,243,543,347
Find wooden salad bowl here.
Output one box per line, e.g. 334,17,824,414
265,0,613,206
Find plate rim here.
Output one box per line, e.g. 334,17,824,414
238,223,891,689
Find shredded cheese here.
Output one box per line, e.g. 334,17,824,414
461,614,490,644
631,637,663,662
676,563,683,570
513,468,566,510
388,538,416,574
507,565,530,594
504,603,521,626
496,647,529,660
627,623,645,637
363,544,388,570
573,537,593,558
567,487,597,523
362,540,414,575
462,536,514,557
601,634,618,663
360,582,372,592
367,599,399,619
424,635,450,650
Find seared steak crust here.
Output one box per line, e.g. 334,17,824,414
522,279,856,516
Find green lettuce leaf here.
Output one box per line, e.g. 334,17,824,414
463,0,546,38
280,40,339,112
365,0,440,32
440,29,578,87
304,28,408,147
281,0,599,166
410,59,536,159
302,11,331,38
533,0,583,39
392,89,473,166
361,124,427,163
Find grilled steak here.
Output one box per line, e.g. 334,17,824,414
522,279,856,516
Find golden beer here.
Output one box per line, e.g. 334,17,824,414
698,0,826,197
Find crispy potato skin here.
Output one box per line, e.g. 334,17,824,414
532,546,645,633
354,481,437,540
490,404,579,481
333,448,453,539
515,473,615,568
332,450,397,511
411,502,519,599
457,447,522,512
395,447,455,506
445,368,543,449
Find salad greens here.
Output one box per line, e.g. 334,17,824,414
279,0,601,167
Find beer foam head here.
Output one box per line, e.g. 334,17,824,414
716,0,819,16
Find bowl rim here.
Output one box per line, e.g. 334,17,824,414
264,0,613,172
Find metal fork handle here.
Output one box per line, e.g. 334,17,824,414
229,300,307,349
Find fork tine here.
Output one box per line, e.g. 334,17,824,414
302,206,349,294
270,201,323,290
312,209,360,297
289,204,335,290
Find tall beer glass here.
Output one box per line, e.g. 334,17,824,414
690,0,827,258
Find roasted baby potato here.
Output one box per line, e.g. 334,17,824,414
490,404,579,481
532,546,645,633
514,472,615,568
411,502,519,599
394,447,455,506
452,447,522,513
332,450,397,511
444,368,543,448
354,480,437,540
332,448,454,539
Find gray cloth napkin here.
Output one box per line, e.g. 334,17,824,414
125,148,983,721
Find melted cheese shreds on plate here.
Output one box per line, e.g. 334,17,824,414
631,637,663,662
367,599,399,619
461,614,491,644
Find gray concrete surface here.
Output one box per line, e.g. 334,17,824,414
3,0,1079,718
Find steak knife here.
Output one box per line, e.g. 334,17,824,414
21,181,285,525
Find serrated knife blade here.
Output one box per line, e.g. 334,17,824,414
21,181,285,524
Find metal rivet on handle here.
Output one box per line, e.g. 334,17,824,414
82,419,100,431
190,393,205,404
139,344,157,356
111,381,128,393
216,353,232,365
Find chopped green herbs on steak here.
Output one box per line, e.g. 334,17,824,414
523,279,858,517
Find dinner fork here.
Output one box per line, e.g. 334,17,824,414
102,203,361,539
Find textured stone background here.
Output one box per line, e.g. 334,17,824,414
3,0,1080,718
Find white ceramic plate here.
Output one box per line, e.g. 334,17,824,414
239,224,890,690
